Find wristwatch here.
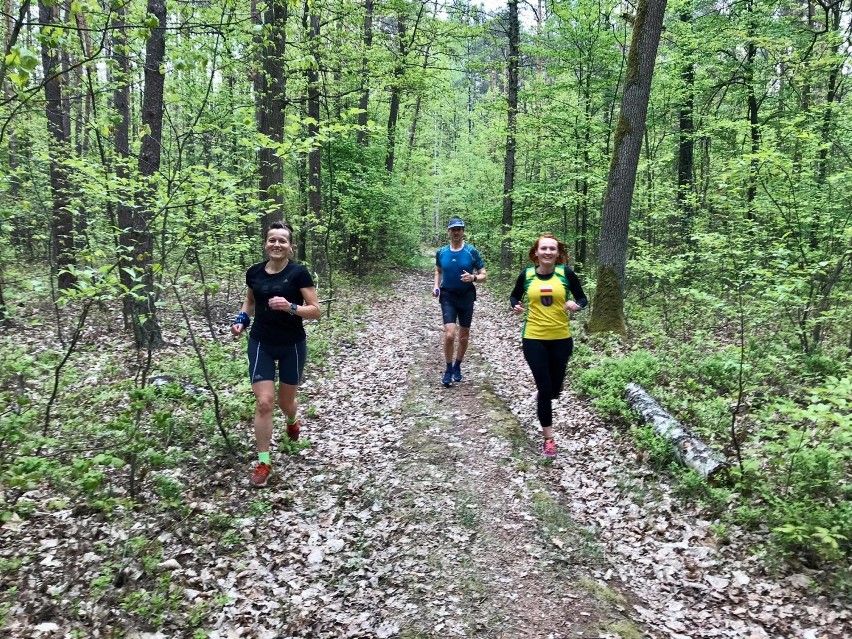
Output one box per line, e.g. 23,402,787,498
289,303,298,315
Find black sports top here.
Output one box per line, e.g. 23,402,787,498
246,260,314,346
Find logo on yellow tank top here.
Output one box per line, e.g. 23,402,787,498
540,286,553,306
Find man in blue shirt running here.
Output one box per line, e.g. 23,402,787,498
432,217,487,386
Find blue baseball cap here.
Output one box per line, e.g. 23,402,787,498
447,217,465,229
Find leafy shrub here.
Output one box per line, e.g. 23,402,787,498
575,350,659,417
630,425,676,470
769,499,851,565
741,375,852,566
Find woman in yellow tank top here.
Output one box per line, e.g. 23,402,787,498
509,235,587,458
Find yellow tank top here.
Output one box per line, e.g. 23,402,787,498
523,267,571,340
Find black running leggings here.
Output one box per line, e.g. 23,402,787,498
522,338,573,428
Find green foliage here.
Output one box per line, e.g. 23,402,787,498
631,425,676,470
120,574,180,627
0,0,849,602
575,350,659,417
770,502,850,565
279,437,311,456
152,474,185,508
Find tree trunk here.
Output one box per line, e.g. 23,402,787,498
130,0,166,348
676,12,695,241
356,0,373,146
39,0,75,289
0,0,13,312
588,0,667,336
254,0,287,230
305,3,327,280
385,17,407,175
500,0,519,271
113,0,135,328
4,0,22,250
625,383,729,480
72,10,96,247
0,0,30,90
743,0,758,217
814,3,842,181
403,45,432,177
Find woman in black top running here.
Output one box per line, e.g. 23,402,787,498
231,222,321,487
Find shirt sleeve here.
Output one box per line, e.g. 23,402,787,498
471,247,485,271
295,265,315,290
567,270,588,309
509,271,526,308
435,248,442,268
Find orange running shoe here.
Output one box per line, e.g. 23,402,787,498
250,462,272,487
286,420,301,441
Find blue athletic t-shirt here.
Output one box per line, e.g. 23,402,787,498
246,260,314,346
436,243,485,292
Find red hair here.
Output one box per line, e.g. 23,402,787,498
528,234,569,265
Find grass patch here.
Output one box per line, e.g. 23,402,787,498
455,493,480,529
601,620,644,639
496,420,530,455
530,488,603,563
576,576,627,607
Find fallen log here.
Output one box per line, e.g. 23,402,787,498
625,382,729,481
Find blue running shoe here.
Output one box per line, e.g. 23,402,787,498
452,361,462,383
441,366,453,387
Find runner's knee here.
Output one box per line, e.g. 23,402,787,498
256,396,276,416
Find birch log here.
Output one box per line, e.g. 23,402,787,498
625,383,728,480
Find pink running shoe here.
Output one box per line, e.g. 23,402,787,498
542,439,557,459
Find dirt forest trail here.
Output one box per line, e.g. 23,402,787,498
207,269,847,638
208,270,631,639
4,269,847,639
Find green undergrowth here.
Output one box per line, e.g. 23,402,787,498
569,291,851,589
0,277,370,631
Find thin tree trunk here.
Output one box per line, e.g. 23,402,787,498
356,0,373,145
500,0,519,271
676,13,695,243
254,0,287,230
815,4,842,186
113,0,135,329
385,18,406,175
744,0,759,217
72,9,96,247
0,0,31,90
4,0,21,250
39,0,75,289
130,0,166,348
305,3,327,279
403,46,432,176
